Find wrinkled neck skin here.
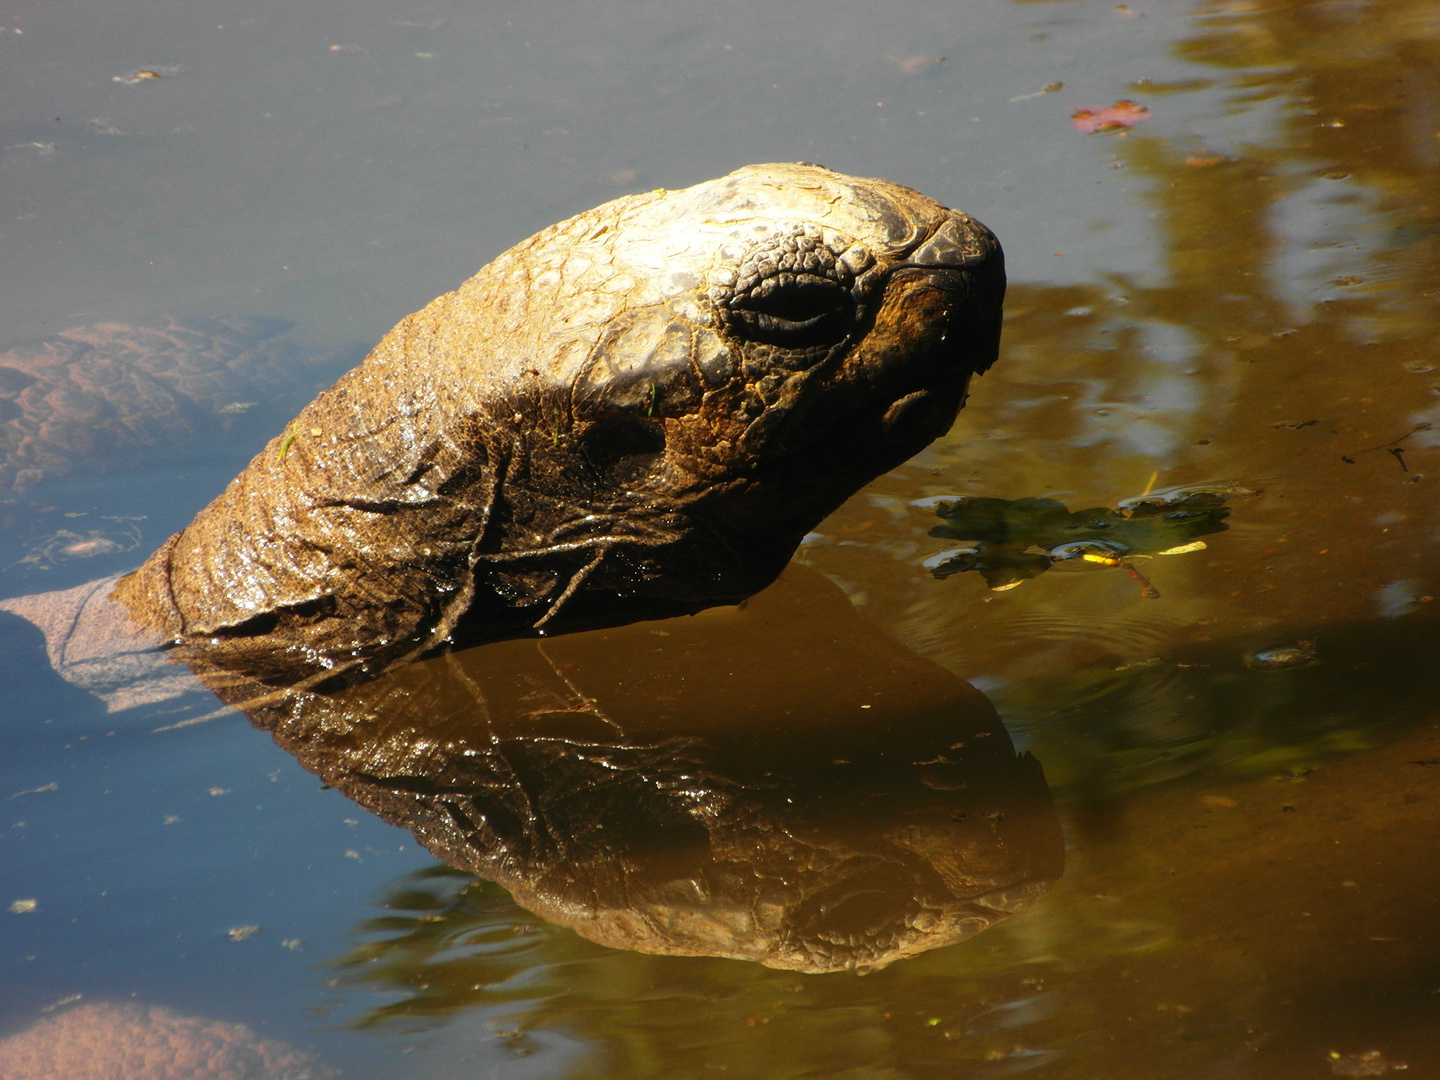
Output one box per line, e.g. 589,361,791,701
100,163,1004,700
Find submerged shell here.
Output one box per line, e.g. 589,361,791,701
0,316,360,491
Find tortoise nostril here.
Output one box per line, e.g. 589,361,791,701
580,416,667,486
907,215,992,269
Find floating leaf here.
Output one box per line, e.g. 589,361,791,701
925,488,1247,591
1156,540,1208,556
1071,100,1152,133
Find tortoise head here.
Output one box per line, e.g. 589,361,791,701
114,164,1004,688
467,162,1006,616
562,163,1003,508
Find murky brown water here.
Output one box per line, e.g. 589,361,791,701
2,0,1438,1077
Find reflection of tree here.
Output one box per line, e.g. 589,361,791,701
803,0,1440,800
332,866,910,1079
329,867,582,1036
1003,0,1438,495
337,860,1133,1080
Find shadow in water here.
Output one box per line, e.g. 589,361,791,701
232,566,1063,981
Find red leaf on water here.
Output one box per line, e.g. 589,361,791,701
1071,100,1152,133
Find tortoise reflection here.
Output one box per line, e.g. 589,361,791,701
239,566,1063,974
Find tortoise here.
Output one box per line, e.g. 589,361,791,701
2,162,1006,708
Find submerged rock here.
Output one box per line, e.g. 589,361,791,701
0,316,359,492
0,1002,334,1080
1245,638,1319,671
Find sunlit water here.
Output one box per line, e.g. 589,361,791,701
3,1,1439,1077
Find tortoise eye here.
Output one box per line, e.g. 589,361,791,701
726,275,853,347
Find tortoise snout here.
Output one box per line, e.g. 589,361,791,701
904,212,1000,271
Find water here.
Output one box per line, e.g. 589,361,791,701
3,0,1439,1076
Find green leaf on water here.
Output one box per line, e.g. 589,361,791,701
925,488,1252,591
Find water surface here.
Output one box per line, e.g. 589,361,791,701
3,1,1439,1077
